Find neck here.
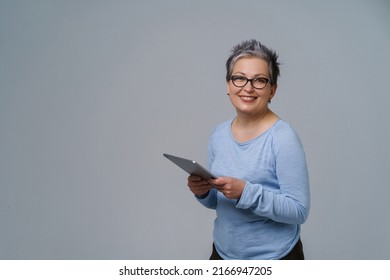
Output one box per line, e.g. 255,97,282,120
231,108,280,143
235,108,273,127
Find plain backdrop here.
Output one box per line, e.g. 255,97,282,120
1,0,390,259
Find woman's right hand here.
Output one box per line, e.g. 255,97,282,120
187,175,212,196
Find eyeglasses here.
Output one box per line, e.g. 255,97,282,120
230,75,270,90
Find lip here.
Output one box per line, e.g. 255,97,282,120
239,95,258,102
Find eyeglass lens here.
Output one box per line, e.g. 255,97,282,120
231,76,268,89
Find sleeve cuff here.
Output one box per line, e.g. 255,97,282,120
195,191,210,199
236,182,263,209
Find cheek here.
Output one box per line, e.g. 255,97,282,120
227,83,239,94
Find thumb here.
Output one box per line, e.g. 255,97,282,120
210,177,226,186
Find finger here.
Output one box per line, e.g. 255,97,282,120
191,185,212,192
214,183,229,190
188,175,202,181
188,184,209,194
209,177,228,186
189,180,211,189
209,178,219,185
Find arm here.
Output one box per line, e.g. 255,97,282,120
191,129,219,210
196,188,218,209
236,128,310,224
187,175,217,209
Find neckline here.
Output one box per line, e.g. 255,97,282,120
229,118,281,145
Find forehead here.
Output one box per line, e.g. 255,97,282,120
232,57,269,74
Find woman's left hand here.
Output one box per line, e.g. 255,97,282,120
209,177,246,199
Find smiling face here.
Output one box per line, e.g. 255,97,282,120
227,57,277,118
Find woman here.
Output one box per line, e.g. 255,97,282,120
187,39,310,260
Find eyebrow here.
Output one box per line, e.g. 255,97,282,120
233,71,268,78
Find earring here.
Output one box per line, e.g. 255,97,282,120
268,98,271,104
227,93,230,95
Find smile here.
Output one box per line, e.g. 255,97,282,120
240,96,257,101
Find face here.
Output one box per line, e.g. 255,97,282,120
227,57,276,117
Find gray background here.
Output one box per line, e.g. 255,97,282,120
1,0,389,259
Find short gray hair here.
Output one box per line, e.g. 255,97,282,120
226,39,280,85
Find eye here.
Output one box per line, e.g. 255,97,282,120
232,76,247,82
253,77,268,84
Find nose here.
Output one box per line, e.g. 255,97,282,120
243,80,255,92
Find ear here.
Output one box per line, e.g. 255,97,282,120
269,84,277,100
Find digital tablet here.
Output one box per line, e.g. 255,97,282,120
163,153,217,180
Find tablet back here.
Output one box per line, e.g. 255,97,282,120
163,153,216,180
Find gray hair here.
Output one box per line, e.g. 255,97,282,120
226,39,280,85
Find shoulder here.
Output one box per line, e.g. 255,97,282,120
271,120,304,149
272,120,299,137
211,119,233,136
209,119,234,149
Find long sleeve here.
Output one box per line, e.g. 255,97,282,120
236,124,310,224
196,188,218,209
195,129,219,209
